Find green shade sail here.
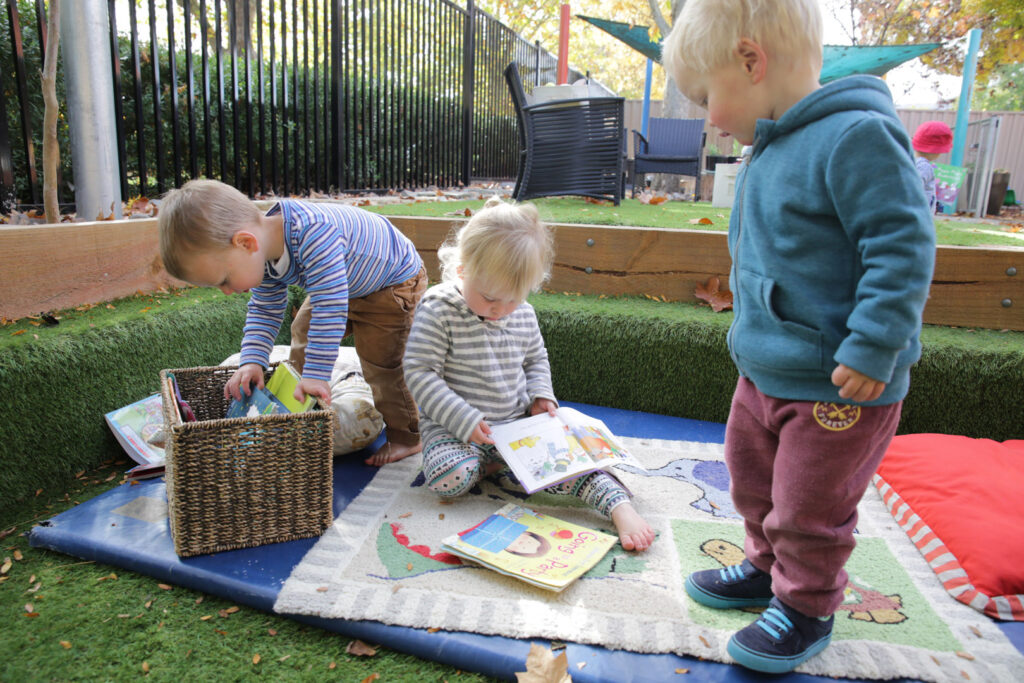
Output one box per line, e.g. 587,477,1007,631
578,15,940,84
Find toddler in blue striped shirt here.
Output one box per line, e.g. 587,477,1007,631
159,179,427,465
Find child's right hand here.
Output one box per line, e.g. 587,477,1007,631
469,420,494,445
224,363,265,401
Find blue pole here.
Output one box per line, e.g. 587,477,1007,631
641,58,653,138
945,28,981,214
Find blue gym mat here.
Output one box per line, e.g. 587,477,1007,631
29,401,1024,682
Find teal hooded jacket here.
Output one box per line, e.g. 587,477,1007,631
727,76,936,405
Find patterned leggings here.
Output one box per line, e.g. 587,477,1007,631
422,436,630,518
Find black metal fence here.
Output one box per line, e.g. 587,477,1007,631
0,0,602,212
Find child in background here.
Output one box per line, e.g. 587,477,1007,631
663,0,935,672
403,197,655,552
912,120,954,213
158,179,426,466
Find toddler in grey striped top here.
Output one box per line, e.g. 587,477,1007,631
404,197,654,551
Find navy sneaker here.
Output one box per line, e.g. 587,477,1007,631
727,597,834,674
685,559,773,609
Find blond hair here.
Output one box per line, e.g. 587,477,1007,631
437,196,553,302
158,178,261,280
662,0,822,82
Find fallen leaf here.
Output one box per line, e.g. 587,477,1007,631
969,625,982,637
1,558,12,574
675,668,690,674
0,526,16,540
200,615,213,621
346,639,378,657
252,654,261,665
328,662,337,670
278,655,291,662
361,675,381,683
514,643,571,683
24,603,34,613
956,651,976,660
699,635,711,648
316,586,329,592
225,606,240,614
28,582,41,593
195,596,204,605
144,600,153,609
694,276,733,312
141,662,150,673
406,563,413,571
60,640,72,649
438,513,445,520
648,195,668,205
399,512,412,518
427,627,440,633
268,628,278,636
13,549,22,561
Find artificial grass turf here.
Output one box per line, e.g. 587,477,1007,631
369,197,1024,248
0,287,302,517
0,465,499,683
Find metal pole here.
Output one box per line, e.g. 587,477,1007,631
60,0,122,219
557,4,569,84
641,58,653,138
462,0,475,187
945,27,981,215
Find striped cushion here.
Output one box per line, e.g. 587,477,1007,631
874,433,1024,621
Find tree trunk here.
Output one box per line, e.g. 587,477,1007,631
41,0,61,223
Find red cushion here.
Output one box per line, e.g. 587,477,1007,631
875,433,1024,620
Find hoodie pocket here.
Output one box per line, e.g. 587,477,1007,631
732,271,825,373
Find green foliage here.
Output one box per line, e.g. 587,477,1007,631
972,62,1024,112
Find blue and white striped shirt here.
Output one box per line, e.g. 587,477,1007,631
239,200,422,381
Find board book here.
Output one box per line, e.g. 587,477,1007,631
488,406,645,493
441,503,617,592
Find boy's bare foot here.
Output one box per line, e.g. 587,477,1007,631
365,441,422,466
610,503,655,552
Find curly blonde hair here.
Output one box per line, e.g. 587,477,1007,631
437,196,553,302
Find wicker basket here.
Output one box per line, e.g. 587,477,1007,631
159,364,334,557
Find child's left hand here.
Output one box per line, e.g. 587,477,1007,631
296,377,330,405
831,364,885,403
530,397,558,417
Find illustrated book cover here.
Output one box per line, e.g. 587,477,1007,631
488,406,645,493
225,362,314,418
104,393,166,479
440,503,617,592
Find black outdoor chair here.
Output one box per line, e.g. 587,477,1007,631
632,117,706,199
504,63,624,205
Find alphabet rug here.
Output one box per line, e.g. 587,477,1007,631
272,437,1024,682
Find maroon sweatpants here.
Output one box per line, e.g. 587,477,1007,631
724,377,902,617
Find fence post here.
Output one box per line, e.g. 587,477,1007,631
462,0,475,187
60,0,122,219
330,0,344,190
0,77,14,213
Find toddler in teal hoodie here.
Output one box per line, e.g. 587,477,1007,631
662,0,935,673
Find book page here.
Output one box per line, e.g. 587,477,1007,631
104,394,165,467
556,407,646,471
489,413,602,493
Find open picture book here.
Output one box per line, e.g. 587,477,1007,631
104,393,166,480
488,406,645,493
441,503,617,592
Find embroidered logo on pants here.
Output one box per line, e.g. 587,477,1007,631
813,402,861,431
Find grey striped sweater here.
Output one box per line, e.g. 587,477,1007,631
403,281,556,444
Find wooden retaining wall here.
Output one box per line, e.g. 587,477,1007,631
2,216,1021,331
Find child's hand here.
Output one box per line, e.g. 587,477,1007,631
469,420,494,445
296,377,330,405
224,364,265,401
831,364,886,403
530,398,558,417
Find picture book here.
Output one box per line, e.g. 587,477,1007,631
265,361,316,413
225,362,314,418
441,503,616,592
488,406,645,493
104,393,166,479
225,386,289,419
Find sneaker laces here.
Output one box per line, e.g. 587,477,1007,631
719,563,750,584
754,606,793,641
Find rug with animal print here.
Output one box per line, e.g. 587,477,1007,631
273,437,1024,682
